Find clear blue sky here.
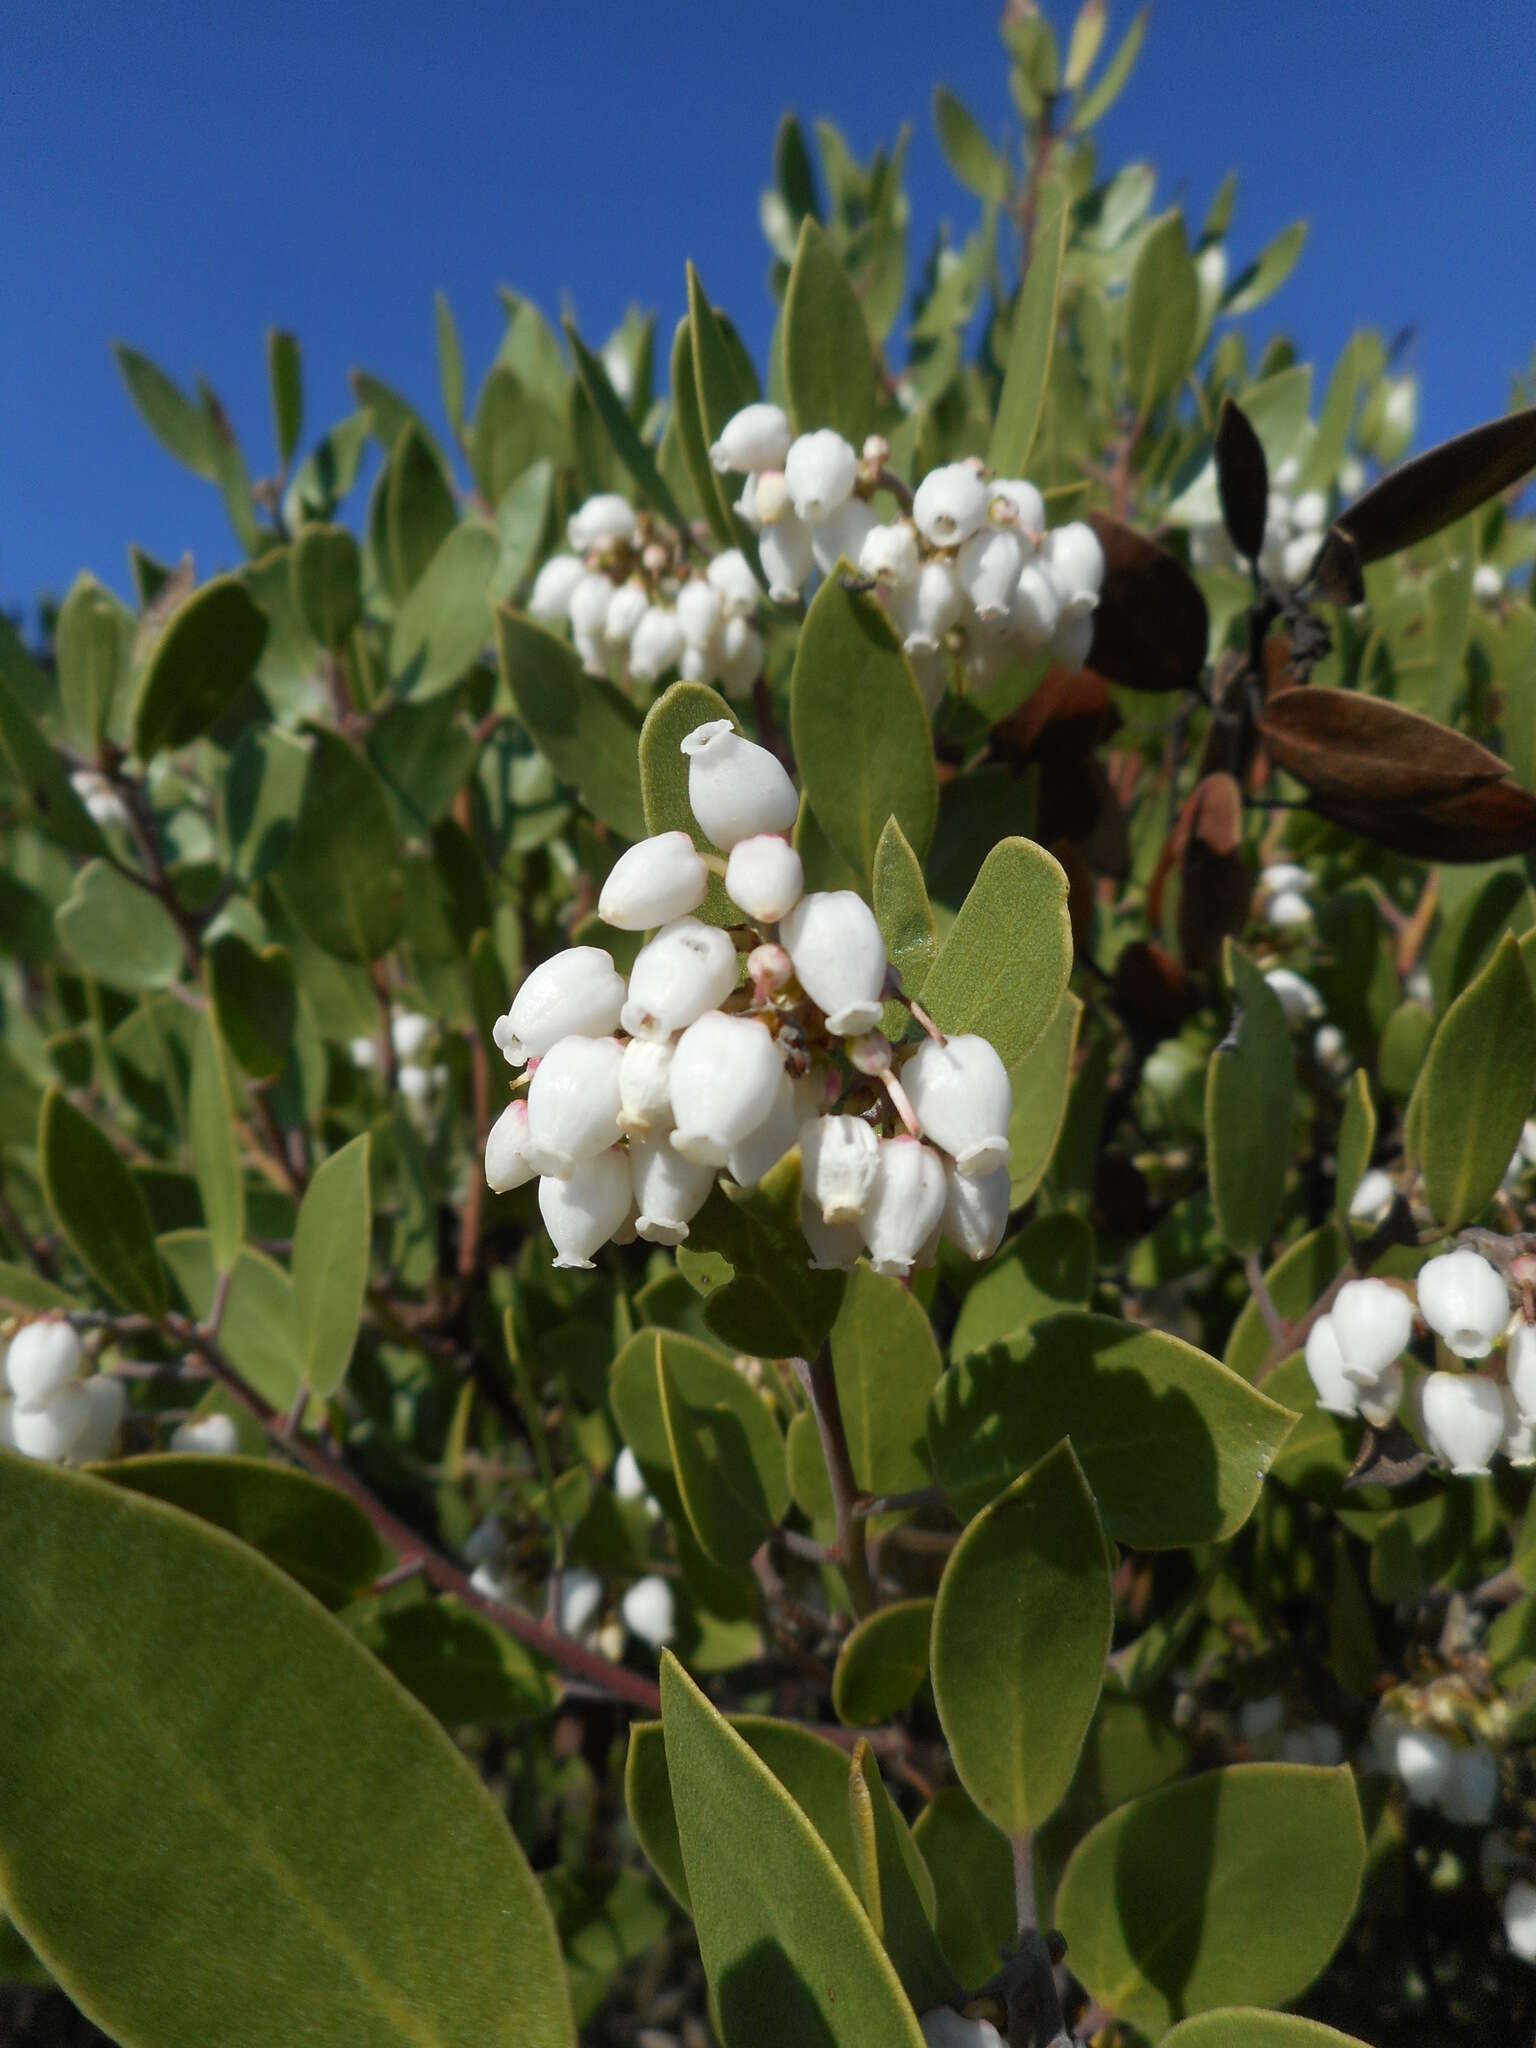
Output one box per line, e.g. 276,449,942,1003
4,2,1534,620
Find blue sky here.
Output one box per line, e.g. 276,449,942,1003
4,2,1534,619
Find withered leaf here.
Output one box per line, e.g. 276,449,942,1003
1177,771,1251,969
1214,395,1269,561
1113,939,1196,1032
1086,515,1210,694
1329,403,1536,569
1312,776,1536,863
1259,688,1509,807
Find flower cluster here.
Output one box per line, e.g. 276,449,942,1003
1190,457,1329,586
482,720,1015,1276
0,1319,124,1465
1303,1248,1536,1475
352,1008,449,1121
528,493,766,701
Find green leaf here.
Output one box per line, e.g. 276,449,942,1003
933,87,1007,200
932,1442,1112,1835
655,1336,780,1568
495,610,647,841
872,817,936,1020
487,458,555,605
189,1010,244,1274
39,1088,167,1317
929,1312,1296,1545
132,574,268,758
267,329,303,471
1124,210,1200,418
56,572,134,749
988,195,1068,476
950,1212,1094,1358
1064,0,1107,89
279,733,404,962
390,520,499,698
565,320,692,532
848,1740,960,2012
348,1589,555,1729
638,680,741,924
920,837,1071,1068
790,576,937,881
158,1234,303,1410
833,1599,934,1727
0,661,108,858
1010,990,1081,1205
659,1656,928,2048
293,1135,372,1398
1206,942,1293,1256
826,1263,942,1501
0,1457,575,2048
685,1151,847,1359
102,1454,383,1607
285,411,372,528
1222,221,1308,316
1162,2015,1372,2048
113,344,218,478
386,424,457,596
291,523,363,649
208,934,297,1081
686,267,765,557
1055,1765,1365,2037
782,218,880,443
1335,1070,1378,1220
56,859,186,990
1415,932,1536,1229
669,317,732,548
1072,6,1148,130
911,1787,1015,1989
435,292,466,440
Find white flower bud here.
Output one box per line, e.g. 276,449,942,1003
603,579,649,649
811,496,878,578
907,644,949,716
707,548,763,617
1416,1248,1508,1359
860,520,921,587
598,831,709,931
1265,889,1313,930
5,1320,84,1410
70,770,131,831
758,513,815,604
1357,1359,1404,1429
724,835,803,923
1261,863,1312,896
785,430,858,524
912,463,989,547
1282,533,1320,585
1331,1277,1414,1384
568,570,617,641
1506,1880,1536,1962
1045,522,1106,617
681,720,800,848
1303,1316,1360,1417
557,1565,606,1635
942,1160,1011,1261
710,403,793,475
1473,562,1505,606
1287,490,1325,535
1501,1384,1536,1466
350,1035,378,1071
753,470,790,524
1441,1744,1500,1825
397,1062,447,1112
1314,1023,1349,1075
675,579,724,650
669,1011,785,1165
956,526,1026,622
538,1149,633,1268
894,559,963,653
1239,1694,1286,1745
1420,1370,1505,1476
527,1035,624,1176
390,1011,433,1062
494,947,626,1066
485,1099,539,1193
1264,967,1324,1024
1394,1724,1454,1806
800,1113,880,1224
568,494,638,553
1508,1321,1536,1421
990,478,1046,538
800,1198,864,1271
780,891,887,1036
1011,560,1067,650
528,553,585,622
861,1136,948,1276
612,1444,652,1505
621,1573,677,1649
169,1410,241,1456
726,1065,801,1187
618,1038,676,1138
627,603,686,684
8,1383,91,1463
902,1033,1013,1178
1049,609,1096,673
920,2010,1004,2048
621,917,739,1040
717,616,765,701
748,941,794,997
69,1375,126,1463
630,1134,716,1244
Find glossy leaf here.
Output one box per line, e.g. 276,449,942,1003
687,1152,846,1359
291,523,363,649
1087,515,1210,693
1055,1765,1365,2037
1206,943,1292,1256
1223,221,1308,316
56,859,186,990
495,609,647,842
920,837,1072,1068
1214,396,1268,560
0,1457,575,2048
189,1009,245,1274
790,574,937,880
670,316,733,548
279,733,404,961
132,574,268,758
1259,688,1509,808
385,424,456,595
932,1442,1113,1834
782,218,880,443
988,194,1067,476
158,1234,303,1410
1124,210,1199,417
950,1211,1095,1358
1415,932,1536,1230
40,1087,167,1317
873,815,936,1035
832,1599,934,1727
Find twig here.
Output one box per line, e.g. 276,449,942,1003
1243,1251,1291,1348
791,1348,875,1617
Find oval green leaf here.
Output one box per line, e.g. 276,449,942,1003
188,1009,245,1275
495,609,646,842
1415,931,1536,1229
1162,2014,1372,2048
1123,210,1200,419
832,1598,935,1728
279,732,404,962
1206,942,1293,1257
39,1087,168,1317
782,218,880,443
132,574,268,758
920,837,1072,1069
293,1134,372,1397
56,859,187,991
988,195,1067,476
290,523,363,650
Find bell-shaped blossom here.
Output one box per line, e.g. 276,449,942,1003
1045,521,1106,617
893,559,963,653
682,721,800,848
784,430,857,524
1394,1725,1454,1807
990,477,1046,537
707,548,763,616
675,577,723,650
494,947,626,1067
1265,968,1325,1024
1420,1370,1505,1475
527,1035,624,1177
603,580,648,650
669,1012,785,1165
7,1383,92,1462
800,1198,864,1271
612,1444,652,1506
1473,561,1505,606
629,1135,715,1245
621,1573,678,1649
724,834,803,924
758,513,814,604
912,463,989,547
555,1565,605,1635
908,644,949,716
569,570,617,641
1441,1744,1500,1825
1050,609,1095,672
903,1033,1013,1178
710,402,792,475
726,1066,800,1187
68,1375,126,1464
1505,1880,1536,1963
1303,1316,1359,1417
628,603,686,684
717,615,765,700
942,1161,1010,1261
598,832,709,932
528,553,585,622
780,891,887,1035
1416,1248,1508,1359
919,2010,1004,2048
860,520,921,587
390,1011,433,1062
485,1099,539,1193
538,1149,633,1269
617,1038,676,1138
800,1113,880,1224
1508,1320,1536,1421
621,918,739,1040
1501,1385,1536,1466
1331,1278,1414,1384
568,493,638,552
1011,560,1066,650
861,1136,948,1276
170,1411,241,1456
1356,1358,1404,1429
1347,1167,1395,1226
5,1320,84,1409
956,526,1026,622
811,496,879,578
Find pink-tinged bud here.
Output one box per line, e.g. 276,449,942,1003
710,402,793,475
942,1161,1010,1261
725,835,803,923
1416,1248,1509,1360
618,1038,676,1137
859,520,921,588
912,463,989,547
989,478,1046,539
527,1035,624,1177
780,891,888,1036
5,1319,84,1410
1420,1370,1504,1476
811,497,879,577
567,493,638,553
528,553,585,622
485,1099,538,1193
861,1136,948,1276
748,941,794,999
785,430,858,524
494,946,626,1066
800,1113,880,1224
706,548,764,617
681,720,800,848
956,526,1026,622
621,917,739,1040
538,1150,633,1268
758,514,814,603
598,832,709,932
902,1032,1013,1178
1303,1316,1360,1417
630,1135,716,1244
1331,1277,1414,1384
669,1012,785,1166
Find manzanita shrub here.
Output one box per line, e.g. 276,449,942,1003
8,9,1536,2046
